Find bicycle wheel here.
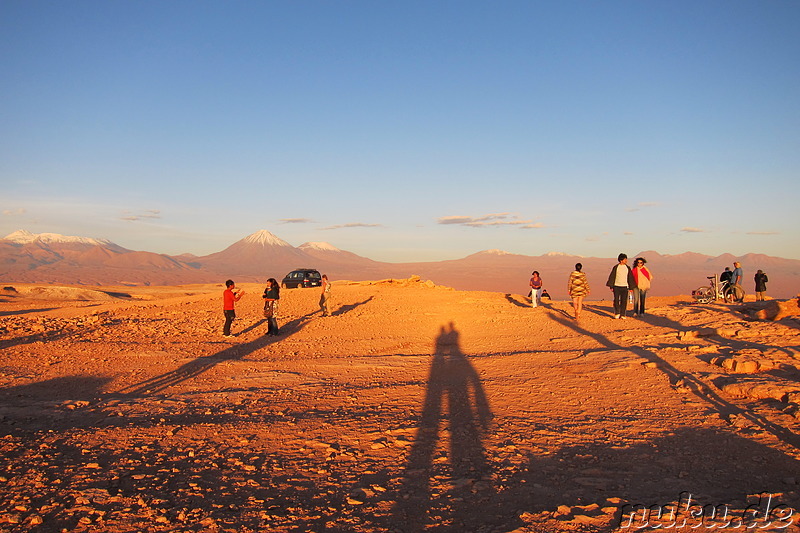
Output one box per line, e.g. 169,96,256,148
727,285,745,304
694,287,713,304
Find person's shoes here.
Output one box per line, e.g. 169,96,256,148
620,316,627,320
223,334,233,338
613,314,620,319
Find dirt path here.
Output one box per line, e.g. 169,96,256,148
1,281,799,532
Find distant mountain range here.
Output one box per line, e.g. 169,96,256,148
2,229,798,299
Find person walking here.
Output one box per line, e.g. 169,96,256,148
754,270,769,301
222,280,244,337
529,271,543,308
262,278,281,336
320,274,331,317
631,257,653,316
567,263,590,319
606,253,636,319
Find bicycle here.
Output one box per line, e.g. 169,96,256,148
692,274,745,304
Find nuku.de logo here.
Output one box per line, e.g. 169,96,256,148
618,492,794,530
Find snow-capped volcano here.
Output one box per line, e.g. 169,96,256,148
3,229,114,247
241,230,293,248
298,242,341,252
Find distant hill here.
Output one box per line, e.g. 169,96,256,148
2,230,798,298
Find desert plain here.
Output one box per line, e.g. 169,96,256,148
1,279,799,533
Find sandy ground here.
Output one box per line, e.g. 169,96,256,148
1,280,799,533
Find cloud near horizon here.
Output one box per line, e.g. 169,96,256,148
2,208,26,216
681,227,705,233
320,223,382,230
120,209,161,222
280,218,314,224
626,201,661,212
746,231,779,235
437,213,539,228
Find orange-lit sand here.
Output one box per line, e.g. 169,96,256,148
1,280,799,532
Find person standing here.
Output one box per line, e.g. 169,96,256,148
606,253,636,319
567,263,590,319
222,280,244,337
529,271,543,308
262,278,281,336
631,257,653,316
754,270,769,301
320,274,331,317
731,262,744,302
720,267,733,285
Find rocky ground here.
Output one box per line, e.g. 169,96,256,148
1,280,799,533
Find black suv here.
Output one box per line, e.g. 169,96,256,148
281,268,322,289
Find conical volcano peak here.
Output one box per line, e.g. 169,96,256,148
241,230,293,247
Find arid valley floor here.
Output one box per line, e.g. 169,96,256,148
1,280,799,533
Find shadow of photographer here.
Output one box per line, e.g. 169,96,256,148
392,321,493,531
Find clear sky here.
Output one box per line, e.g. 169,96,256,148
2,1,798,261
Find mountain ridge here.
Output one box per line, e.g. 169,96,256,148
2,230,798,298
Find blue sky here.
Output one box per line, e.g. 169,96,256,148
2,1,798,261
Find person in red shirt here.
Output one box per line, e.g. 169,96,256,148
631,257,653,316
222,279,244,337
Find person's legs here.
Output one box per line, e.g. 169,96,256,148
613,286,628,317
632,288,641,315
535,288,543,306
639,289,647,314
573,296,584,318
223,310,235,336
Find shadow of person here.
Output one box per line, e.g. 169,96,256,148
548,310,800,451
332,296,374,316
504,294,529,308
114,312,316,398
392,322,493,532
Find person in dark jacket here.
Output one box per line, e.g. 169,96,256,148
754,270,769,301
606,253,636,319
262,278,281,336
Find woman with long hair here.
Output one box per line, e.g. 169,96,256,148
567,263,590,319
631,257,653,316
262,278,281,336
529,271,543,308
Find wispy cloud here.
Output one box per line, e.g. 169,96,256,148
280,218,314,224
681,227,705,233
626,201,661,212
2,208,26,216
746,231,779,235
320,223,382,230
121,209,162,222
437,213,539,228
